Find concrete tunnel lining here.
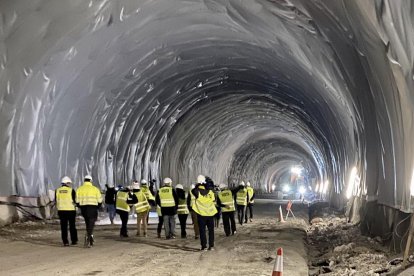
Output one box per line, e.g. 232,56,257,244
0,0,414,223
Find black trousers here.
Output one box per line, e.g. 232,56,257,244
80,206,98,237
117,210,129,236
157,216,164,234
178,214,188,238
222,211,236,236
237,205,246,225
197,215,214,249
245,204,253,221
58,211,78,244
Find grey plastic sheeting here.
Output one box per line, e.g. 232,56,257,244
0,0,413,211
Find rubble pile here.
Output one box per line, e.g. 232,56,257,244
307,215,399,275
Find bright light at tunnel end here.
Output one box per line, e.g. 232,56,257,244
282,184,290,192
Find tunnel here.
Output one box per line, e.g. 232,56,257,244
0,0,414,274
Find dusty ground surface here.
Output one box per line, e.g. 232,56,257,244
0,199,309,276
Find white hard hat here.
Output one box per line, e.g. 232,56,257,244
176,184,184,190
246,182,251,187
132,183,140,190
61,176,72,184
108,184,114,188
84,175,92,181
197,175,206,184
219,183,227,190
240,181,245,186
163,177,172,184
140,179,148,185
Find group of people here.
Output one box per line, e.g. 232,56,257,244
55,174,255,251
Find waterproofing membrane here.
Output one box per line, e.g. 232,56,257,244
0,0,413,211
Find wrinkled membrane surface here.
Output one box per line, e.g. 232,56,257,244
0,0,413,211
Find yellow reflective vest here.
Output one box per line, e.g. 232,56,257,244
56,186,76,211
159,186,175,207
76,182,102,206
192,188,217,216
116,191,130,212
247,187,255,204
177,197,189,215
236,188,247,206
134,190,150,213
218,189,235,212
141,185,155,201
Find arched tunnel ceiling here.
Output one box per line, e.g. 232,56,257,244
0,0,413,211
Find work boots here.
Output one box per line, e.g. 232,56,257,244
84,235,90,248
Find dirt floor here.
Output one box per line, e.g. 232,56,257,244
0,199,309,276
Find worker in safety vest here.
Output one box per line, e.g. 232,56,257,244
55,176,78,246
132,181,150,237
245,182,255,223
187,183,200,239
76,175,102,248
192,175,217,251
217,184,237,236
176,184,189,238
116,184,138,237
155,178,178,239
140,179,156,224
235,181,249,225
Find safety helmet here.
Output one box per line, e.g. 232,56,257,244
107,183,114,188
240,181,245,186
197,175,206,184
132,183,140,190
176,184,184,190
84,175,92,181
219,183,227,190
163,177,172,185
61,176,72,184
246,182,251,187
140,179,148,185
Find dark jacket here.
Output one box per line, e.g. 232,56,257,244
116,188,138,212
155,185,179,216
105,187,116,204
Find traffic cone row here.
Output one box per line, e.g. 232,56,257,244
272,247,283,276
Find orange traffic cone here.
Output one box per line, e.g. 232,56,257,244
278,206,285,223
272,248,283,276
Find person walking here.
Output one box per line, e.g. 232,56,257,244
76,175,102,248
116,184,138,237
187,184,200,239
245,182,255,223
176,184,189,238
132,181,150,237
105,184,116,224
55,176,78,246
217,184,237,236
235,181,249,225
192,175,217,251
155,178,178,239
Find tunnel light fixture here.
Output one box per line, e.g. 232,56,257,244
322,181,329,194
291,166,303,175
282,184,290,193
299,186,306,194
271,184,276,191
315,183,320,193
346,167,358,199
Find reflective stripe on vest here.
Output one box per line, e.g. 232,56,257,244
177,197,189,214
134,191,150,213
141,186,155,201
236,188,247,206
76,182,102,206
218,190,235,212
247,187,254,203
159,186,175,207
116,191,130,212
193,190,217,216
56,186,75,211
190,191,196,208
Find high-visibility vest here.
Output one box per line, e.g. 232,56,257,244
156,205,162,216
192,189,217,216
177,197,189,215
76,182,102,206
236,188,247,206
159,186,175,207
218,189,235,212
56,186,76,211
116,191,130,212
189,191,196,208
141,185,155,201
134,190,150,213
247,187,255,204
